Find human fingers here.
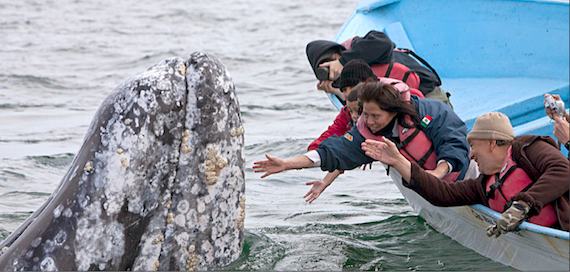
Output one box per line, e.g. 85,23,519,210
303,190,312,199
545,108,554,119
553,94,561,101
362,140,386,153
360,140,376,151
252,160,266,170
381,136,396,147
306,192,320,203
319,61,332,67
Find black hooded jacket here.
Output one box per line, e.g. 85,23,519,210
306,30,441,95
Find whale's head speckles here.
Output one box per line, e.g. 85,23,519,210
0,53,244,271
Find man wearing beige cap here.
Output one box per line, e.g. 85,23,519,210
361,111,569,235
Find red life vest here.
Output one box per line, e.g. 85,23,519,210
484,147,557,227
341,36,422,95
355,87,459,182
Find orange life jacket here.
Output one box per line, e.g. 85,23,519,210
484,146,557,227
355,88,459,182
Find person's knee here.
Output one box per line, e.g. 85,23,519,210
425,86,454,110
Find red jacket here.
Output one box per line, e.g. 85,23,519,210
308,105,353,151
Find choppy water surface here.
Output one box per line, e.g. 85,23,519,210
0,0,513,270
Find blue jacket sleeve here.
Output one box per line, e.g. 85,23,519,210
316,126,374,172
412,96,470,177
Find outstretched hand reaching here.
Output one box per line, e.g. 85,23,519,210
253,153,286,178
304,179,329,203
361,138,400,165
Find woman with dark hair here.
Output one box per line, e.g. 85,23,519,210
254,81,471,190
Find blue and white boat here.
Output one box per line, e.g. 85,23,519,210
327,0,570,270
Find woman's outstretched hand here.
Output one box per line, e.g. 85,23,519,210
304,179,329,203
253,153,286,178
361,137,412,181
361,138,400,165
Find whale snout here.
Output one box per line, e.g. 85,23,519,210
0,52,245,271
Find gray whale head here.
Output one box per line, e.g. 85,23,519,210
0,51,245,271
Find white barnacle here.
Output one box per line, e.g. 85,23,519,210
205,173,217,185
84,161,94,174
202,147,228,185
230,126,245,137
178,64,186,76
153,235,164,245
167,212,175,224
121,157,128,167
205,164,215,172
237,209,245,231
206,148,217,160
185,253,199,271
216,156,227,168
181,144,192,154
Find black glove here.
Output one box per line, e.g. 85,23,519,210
486,201,530,238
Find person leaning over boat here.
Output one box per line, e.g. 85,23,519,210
543,93,570,160
360,111,570,234
305,61,425,203
305,30,452,108
253,81,470,192
307,59,424,151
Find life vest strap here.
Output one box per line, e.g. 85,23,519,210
399,127,421,147
416,145,435,168
385,60,395,78
402,70,412,84
487,165,518,197
397,48,442,86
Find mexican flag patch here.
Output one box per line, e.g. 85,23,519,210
421,115,432,128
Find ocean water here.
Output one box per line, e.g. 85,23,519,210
0,0,514,270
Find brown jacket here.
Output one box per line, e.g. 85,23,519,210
405,135,569,231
